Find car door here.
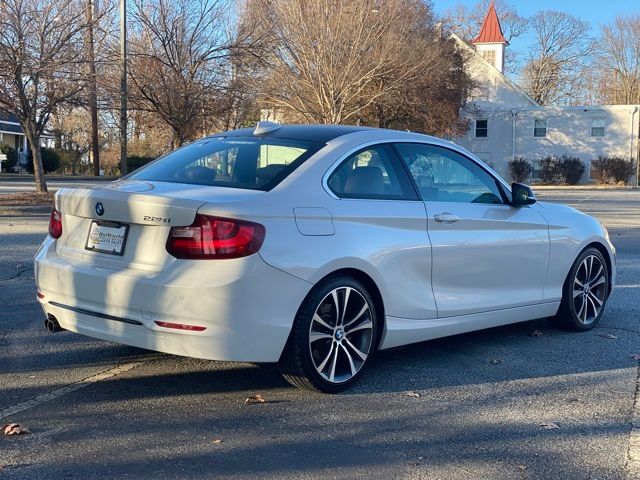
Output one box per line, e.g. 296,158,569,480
325,143,437,321
394,142,550,318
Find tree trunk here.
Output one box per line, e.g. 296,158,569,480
26,131,47,192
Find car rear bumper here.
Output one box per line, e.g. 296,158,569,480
35,237,312,362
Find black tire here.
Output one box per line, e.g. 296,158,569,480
552,247,610,331
279,274,381,393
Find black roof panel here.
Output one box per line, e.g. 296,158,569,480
212,124,371,143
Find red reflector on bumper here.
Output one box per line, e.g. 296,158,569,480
154,321,206,332
37,292,45,299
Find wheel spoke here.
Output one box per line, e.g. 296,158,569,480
310,332,333,342
574,277,584,288
343,303,369,328
341,287,351,326
313,313,333,331
344,338,368,361
588,256,594,281
586,295,598,319
590,276,606,288
589,291,603,307
577,295,587,322
346,319,373,334
341,344,357,377
573,288,583,299
317,342,335,372
328,345,339,382
331,290,340,326
590,264,603,284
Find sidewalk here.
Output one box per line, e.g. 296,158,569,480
0,174,116,182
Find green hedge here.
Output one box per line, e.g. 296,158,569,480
26,147,61,174
125,155,156,174
0,142,19,172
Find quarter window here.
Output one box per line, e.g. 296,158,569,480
327,144,416,200
591,118,605,137
534,119,547,138
475,119,488,138
394,143,503,204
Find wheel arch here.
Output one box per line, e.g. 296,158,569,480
583,241,614,295
279,267,387,361
564,241,614,297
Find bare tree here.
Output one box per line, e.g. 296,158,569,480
127,0,256,148
597,15,640,104
520,11,591,106
0,0,104,191
443,0,528,73
245,0,469,129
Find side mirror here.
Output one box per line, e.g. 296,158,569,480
510,183,536,206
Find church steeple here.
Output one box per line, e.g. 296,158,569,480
472,2,508,73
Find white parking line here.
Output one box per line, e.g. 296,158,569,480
626,364,640,479
0,361,146,421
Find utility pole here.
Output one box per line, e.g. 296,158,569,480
86,0,100,176
119,0,128,176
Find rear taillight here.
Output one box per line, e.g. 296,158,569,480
166,214,265,260
49,208,62,239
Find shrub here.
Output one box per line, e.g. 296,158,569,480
26,147,61,174
591,156,635,185
126,155,155,173
508,157,532,183
0,142,19,172
557,155,585,185
538,156,562,184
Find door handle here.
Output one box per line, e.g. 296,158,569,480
434,212,460,223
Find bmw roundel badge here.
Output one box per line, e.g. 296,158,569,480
95,202,104,216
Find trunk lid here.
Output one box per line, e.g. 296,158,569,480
54,180,264,272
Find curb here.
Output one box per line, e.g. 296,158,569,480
0,205,52,216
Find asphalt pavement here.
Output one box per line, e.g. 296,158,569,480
0,188,639,479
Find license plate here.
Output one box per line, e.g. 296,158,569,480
85,221,129,256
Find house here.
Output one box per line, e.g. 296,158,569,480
451,2,640,184
0,111,54,172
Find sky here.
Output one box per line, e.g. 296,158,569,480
432,0,640,71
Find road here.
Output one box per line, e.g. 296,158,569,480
0,188,639,479
0,177,109,195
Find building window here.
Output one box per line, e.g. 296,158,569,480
475,119,488,138
481,49,496,66
534,119,547,138
591,118,605,137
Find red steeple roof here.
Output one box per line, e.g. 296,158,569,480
472,2,508,45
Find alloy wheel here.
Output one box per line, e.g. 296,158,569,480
308,286,374,384
572,254,607,325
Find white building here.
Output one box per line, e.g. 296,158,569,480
451,3,640,184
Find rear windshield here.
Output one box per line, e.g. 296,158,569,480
128,137,323,190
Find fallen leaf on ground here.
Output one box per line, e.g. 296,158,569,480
598,333,618,339
212,438,222,444
3,423,31,436
531,330,543,337
539,422,559,430
405,391,420,398
631,354,640,361
245,394,266,405
489,358,502,365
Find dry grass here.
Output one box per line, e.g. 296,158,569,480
0,191,55,206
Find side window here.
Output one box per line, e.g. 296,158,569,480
394,143,503,204
327,144,417,200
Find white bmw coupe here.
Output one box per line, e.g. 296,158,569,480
35,123,615,392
